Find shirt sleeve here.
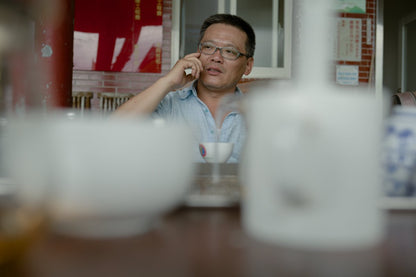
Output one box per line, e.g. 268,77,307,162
153,91,175,118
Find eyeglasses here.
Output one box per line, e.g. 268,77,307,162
198,42,249,61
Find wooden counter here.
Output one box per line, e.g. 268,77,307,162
3,207,416,277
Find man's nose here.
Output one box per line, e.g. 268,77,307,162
211,48,223,61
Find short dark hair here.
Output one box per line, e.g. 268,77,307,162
199,14,256,58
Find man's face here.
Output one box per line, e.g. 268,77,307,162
198,23,253,93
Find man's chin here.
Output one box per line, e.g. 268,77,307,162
199,79,236,93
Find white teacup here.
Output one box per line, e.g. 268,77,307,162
2,112,196,238
199,142,234,163
240,86,385,250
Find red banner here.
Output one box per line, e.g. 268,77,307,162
73,0,163,73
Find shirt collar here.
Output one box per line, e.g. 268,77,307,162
178,80,243,100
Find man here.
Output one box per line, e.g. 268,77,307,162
113,14,255,163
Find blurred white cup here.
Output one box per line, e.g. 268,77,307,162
3,112,195,238
240,86,385,250
199,142,234,163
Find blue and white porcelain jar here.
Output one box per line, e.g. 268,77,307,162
382,106,416,196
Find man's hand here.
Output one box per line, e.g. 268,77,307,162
163,52,203,90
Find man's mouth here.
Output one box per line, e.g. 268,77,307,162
205,66,222,74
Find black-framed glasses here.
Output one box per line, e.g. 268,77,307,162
199,42,249,60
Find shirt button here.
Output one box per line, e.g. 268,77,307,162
210,130,214,134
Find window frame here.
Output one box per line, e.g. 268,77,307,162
399,11,416,92
170,0,293,79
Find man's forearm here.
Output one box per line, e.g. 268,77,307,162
112,76,174,117
112,52,202,117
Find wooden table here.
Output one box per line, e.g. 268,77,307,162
4,206,416,277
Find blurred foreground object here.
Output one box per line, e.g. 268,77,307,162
1,0,73,116
382,106,416,196
239,0,385,251
241,85,385,251
0,178,46,267
2,113,195,238
0,0,47,268
0,0,36,116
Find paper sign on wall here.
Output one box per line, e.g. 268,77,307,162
336,65,359,85
335,18,362,62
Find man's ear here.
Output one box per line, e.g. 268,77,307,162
244,57,254,76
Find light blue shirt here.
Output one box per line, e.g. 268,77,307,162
154,81,246,163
